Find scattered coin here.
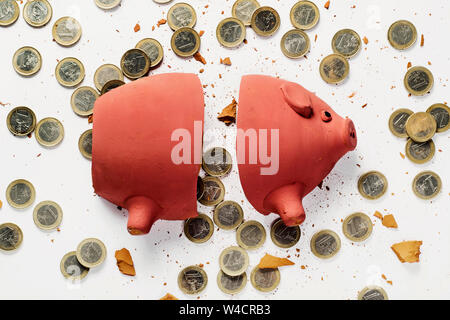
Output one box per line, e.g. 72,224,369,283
76,238,107,268
405,112,437,142
95,0,122,10
178,265,208,294
55,57,85,87
135,38,164,67
319,53,349,84
60,251,89,280
198,177,225,206
12,46,42,76
101,79,125,95
280,29,310,59
33,200,63,230
236,220,266,250
332,29,361,58
0,223,23,251
216,17,246,48
219,246,249,276
94,64,124,91
35,117,64,147
250,266,280,292
251,6,280,37
388,20,417,50
184,213,214,243
167,2,196,31
78,129,93,160
6,179,35,209
213,201,244,230
71,86,99,116
388,108,413,138
197,176,205,200
171,27,200,57
358,286,388,300
358,171,388,200
412,171,442,200
405,139,435,164
0,0,19,26
120,49,150,80
52,16,82,46
23,0,52,28
202,147,232,177
427,103,450,133
232,0,260,26
290,0,320,30
270,218,301,248
342,213,372,242
217,270,247,295
310,230,341,259
7,106,36,136
404,66,434,96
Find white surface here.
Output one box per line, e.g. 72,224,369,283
0,0,449,300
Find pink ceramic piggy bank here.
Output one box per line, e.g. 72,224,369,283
237,75,357,226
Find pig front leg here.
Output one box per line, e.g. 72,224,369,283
263,182,306,226
126,196,162,235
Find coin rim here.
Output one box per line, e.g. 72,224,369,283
405,111,437,142
71,86,99,116
236,220,266,250
412,170,442,200
357,171,388,200
387,20,417,50
0,0,20,26
120,48,151,80
197,176,205,201
202,147,233,177
388,108,413,138
358,286,389,300
76,238,107,268
0,223,23,251
135,38,164,67
231,0,260,26
60,251,89,280
33,200,63,230
23,0,53,27
319,53,350,84
290,0,320,30
216,17,246,48
403,66,434,96
6,106,37,136
184,213,214,243
405,138,435,164
251,6,280,37
270,218,301,248
55,57,85,87
94,64,124,91
213,200,244,230
177,265,208,295
426,103,450,133
171,27,201,58
342,212,373,242
35,117,64,147
52,16,82,47
331,28,361,58
217,270,247,295
167,2,197,31
250,266,280,292
12,46,42,76
280,29,310,59
78,129,93,160
310,229,341,259
198,176,225,206
219,246,249,276
94,0,122,10
6,179,36,209
100,79,125,95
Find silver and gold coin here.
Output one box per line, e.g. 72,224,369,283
52,16,82,46
358,286,388,300
55,57,85,87
178,265,208,294
216,17,246,48
236,220,266,250
95,0,122,10
310,230,341,259
135,38,164,68
94,64,124,91
405,139,435,164
0,223,23,251
35,117,64,147
6,179,35,209
342,212,372,242
197,176,205,200
427,103,450,133
412,171,441,200
202,147,232,177
219,246,249,277
405,112,437,143
332,29,361,58
232,0,260,26
101,79,125,95
71,86,98,117
167,2,196,31
404,66,434,96
251,6,280,37
33,200,63,230
290,0,320,30
78,129,93,160
12,46,42,76
213,200,243,230
388,108,413,138
23,0,52,28
217,270,247,295
319,54,349,84
171,27,200,57
250,266,280,293
280,29,310,59
270,218,301,248
0,0,19,26
184,213,214,243
388,20,417,50
7,106,36,136
198,177,225,206
120,49,150,80
76,238,107,268
358,171,388,200
60,251,89,280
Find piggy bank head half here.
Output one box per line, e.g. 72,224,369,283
237,75,357,226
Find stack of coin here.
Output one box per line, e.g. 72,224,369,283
217,246,248,294
168,3,201,58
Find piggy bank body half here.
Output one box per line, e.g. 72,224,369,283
237,75,357,226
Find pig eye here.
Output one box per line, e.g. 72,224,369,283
321,111,332,122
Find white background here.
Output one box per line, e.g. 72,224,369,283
0,0,449,300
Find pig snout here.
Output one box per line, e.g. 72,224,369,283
343,118,357,151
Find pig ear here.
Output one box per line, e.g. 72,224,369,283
280,83,313,118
